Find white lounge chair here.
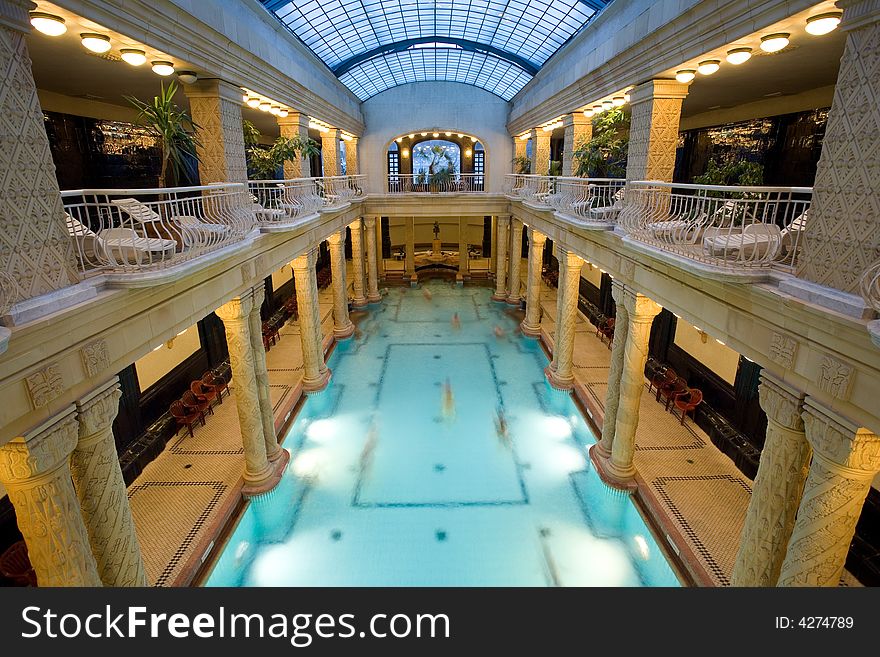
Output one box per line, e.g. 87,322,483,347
65,214,104,263
588,186,625,222
111,197,230,248
97,227,177,265
702,223,783,260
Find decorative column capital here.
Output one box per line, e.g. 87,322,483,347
622,289,662,321
0,0,35,33
363,216,377,229
75,379,122,443
250,282,266,309
562,113,590,129
497,215,511,226
292,247,319,271
182,78,243,104
803,399,880,473
837,0,880,31
556,244,583,269
529,228,547,247
348,217,363,231
327,228,345,246
0,408,78,484
215,293,254,322
610,279,627,305
758,373,805,432
277,112,309,130
629,79,690,105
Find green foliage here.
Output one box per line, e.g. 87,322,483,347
242,119,261,148
125,81,201,187
512,155,531,174
572,108,630,178
548,160,562,177
244,126,322,180
693,156,764,187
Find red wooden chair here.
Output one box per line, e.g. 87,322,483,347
674,388,703,425
0,541,36,586
182,389,213,418
658,376,688,411
171,400,204,437
203,371,229,401
649,366,677,396
599,317,615,347
191,379,219,407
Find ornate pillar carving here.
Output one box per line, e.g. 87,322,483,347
348,218,367,306
520,227,547,336
796,0,880,293
0,409,101,586
514,137,528,164
492,216,510,300
346,137,359,175
548,246,567,374
457,217,469,284
545,247,584,389
605,290,662,485
0,0,78,308
562,113,592,176
731,374,811,586
594,280,629,459
292,248,331,392
778,401,880,586
277,112,311,178
529,128,551,175
506,219,524,305
184,78,248,184
71,379,146,586
625,79,689,182
321,129,340,177
364,216,381,302
215,293,274,494
248,284,283,463
327,229,354,338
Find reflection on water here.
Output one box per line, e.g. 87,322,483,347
205,281,680,587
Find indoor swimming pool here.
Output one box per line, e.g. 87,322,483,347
204,281,680,587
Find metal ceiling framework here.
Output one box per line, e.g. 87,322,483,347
260,0,613,101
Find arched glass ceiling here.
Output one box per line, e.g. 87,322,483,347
262,0,612,100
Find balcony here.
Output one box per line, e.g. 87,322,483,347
505,175,625,228
618,181,811,276
316,175,366,206
248,178,324,230
386,173,486,194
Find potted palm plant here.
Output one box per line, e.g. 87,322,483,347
243,120,320,180
572,108,630,178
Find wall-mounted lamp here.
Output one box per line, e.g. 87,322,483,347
465,148,472,157
402,148,410,157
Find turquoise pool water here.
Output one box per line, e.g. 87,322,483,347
205,281,680,587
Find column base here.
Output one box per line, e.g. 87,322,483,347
545,365,574,390
242,449,290,498
589,444,637,492
352,296,368,308
506,295,521,306
302,367,332,393
367,292,382,303
491,291,508,301
409,274,418,287
334,322,355,339
266,442,284,462
520,320,541,337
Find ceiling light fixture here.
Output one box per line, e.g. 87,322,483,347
432,132,439,137
246,96,260,108
269,105,281,115
151,61,175,76
408,134,414,139
278,109,289,118
697,59,720,75
259,101,272,112
81,33,111,53
120,49,147,66
602,100,613,110
806,12,842,35
177,71,198,84
675,69,696,83
402,148,409,157
592,104,603,114
760,33,790,52
583,108,594,118
623,92,631,102
421,132,428,136
458,133,465,138
518,133,529,140
445,131,452,136
612,96,626,106
726,47,752,65
30,12,66,36
465,148,472,157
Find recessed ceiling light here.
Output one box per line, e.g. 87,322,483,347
760,33,790,53
120,49,147,66
806,12,842,36
30,12,66,36
592,104,603,113
583,108,594,118
675,69,696,83
612,96,626,106
81,33,111,53
697,60,720,75
151,61,175,76
246,96,260,108
177,71,198,84
726,47,752,65
259,101,272,111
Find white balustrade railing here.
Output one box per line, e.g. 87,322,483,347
248,178,323,225
618,181,811,270
317,175,366,206
547,177,626,225
504,174,551,204
62,183,255,274
386,173,485,193
860,261,880,315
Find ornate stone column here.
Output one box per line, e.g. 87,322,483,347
0,0,78,309
492,216,510,300
70,379,146,586
364,216,381,302
327,229,354,338
457,217,469,284
248,285,283,463
0,409,101,586
292,248,331,392
277,112,311,178
594,280,629,459
796,0,880,294
184,78,248,184
562,113,592,176
520,227,547,336
348,218,367,306
605,290,662,486
514,137,528,163
405,216,417,284
625,79,689,182
346,137,360,175
545,247,584,389
506,219,525,305
731,374,810,586
548,246,568,374
778,401,880,586
215,293,275,494
529,128,551,175
321,129,340,177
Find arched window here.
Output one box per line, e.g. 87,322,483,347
412,140,460,179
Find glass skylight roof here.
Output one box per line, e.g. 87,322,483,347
262,0,611,100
